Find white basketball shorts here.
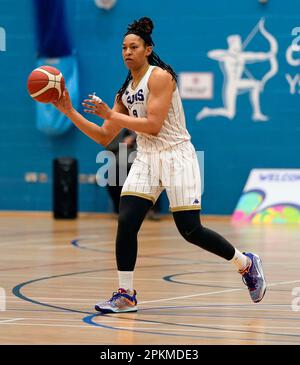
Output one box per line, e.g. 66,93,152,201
121,141,201,212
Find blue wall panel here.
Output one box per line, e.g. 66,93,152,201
0,0,299,214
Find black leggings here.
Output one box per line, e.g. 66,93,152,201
116,195,235,271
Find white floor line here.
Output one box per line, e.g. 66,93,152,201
0,318,24,324
0,322,101,328
0,321,296,338
140,288,244,304
140,279,300,304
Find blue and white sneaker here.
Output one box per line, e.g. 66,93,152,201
95,288,138,313
241,252,266,303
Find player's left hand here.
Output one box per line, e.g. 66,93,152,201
53,89,74,116
82,94,112,120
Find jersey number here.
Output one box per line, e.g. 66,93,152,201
133,110,138,118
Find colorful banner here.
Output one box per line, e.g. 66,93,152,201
232,169,300,224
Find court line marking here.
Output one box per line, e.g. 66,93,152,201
1,313,296,343
0,317,106,323
6,301,295,312
11,268,299,309
0,322,104,328
83,315,300,344
2,322,298,344
7,316,300,330
11,265,300,341
141,306,295,312
2,315,300,330
140,279,300,304
0,318,24,324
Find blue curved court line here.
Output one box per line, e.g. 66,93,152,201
11,266,227,340
71,238,110,253
164,272,300,293
11,268,300,342
12,268,112,315
0,228,98,241
83,313,229,341
163,271,240,290
12,263,202,315
71,238,202,263
82,313,300,343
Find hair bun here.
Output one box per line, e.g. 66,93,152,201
138,17,154,34
128,17,154,35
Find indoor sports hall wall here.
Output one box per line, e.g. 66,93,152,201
0,0,299,214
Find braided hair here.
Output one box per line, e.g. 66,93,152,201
117,17,177,102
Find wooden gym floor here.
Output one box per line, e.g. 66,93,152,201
0,212,299,345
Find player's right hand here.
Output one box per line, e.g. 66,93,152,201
52,89,74,116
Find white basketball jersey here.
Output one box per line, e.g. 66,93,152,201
121,66,191,152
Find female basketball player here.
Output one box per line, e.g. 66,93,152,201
53,17,266,313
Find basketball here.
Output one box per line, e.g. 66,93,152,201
27,65,65,103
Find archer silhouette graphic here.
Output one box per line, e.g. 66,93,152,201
197,18,278,122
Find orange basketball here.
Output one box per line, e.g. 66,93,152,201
27,65,65,103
